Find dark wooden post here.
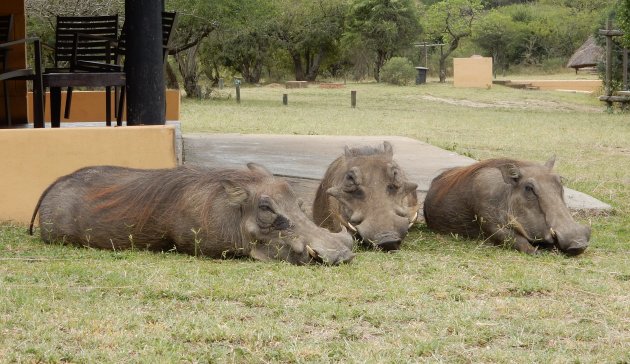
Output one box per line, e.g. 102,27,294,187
605,19,613,97
236,82,241,104
125,0,165,125
624,49,628,91
351,90,356,108
283,93,288,105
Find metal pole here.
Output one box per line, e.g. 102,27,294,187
125,0,165,125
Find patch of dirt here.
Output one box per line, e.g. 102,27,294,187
264,83,284,88
420,95,602,113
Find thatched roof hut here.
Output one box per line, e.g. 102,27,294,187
567,36,603,71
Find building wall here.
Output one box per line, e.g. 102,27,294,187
453,56,493,89
0,125,177,224
27,89,181,122
0,1,28,125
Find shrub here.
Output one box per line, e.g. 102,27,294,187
380,57,417,85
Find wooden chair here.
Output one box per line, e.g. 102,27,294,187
42,15,125,127
71,12,177,124
0,14,44,128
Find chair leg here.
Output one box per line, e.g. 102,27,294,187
33,77,44,128
64,86,73,119
117,86,125,126
3,80,11,127
50,87,62,128
105,86,111,126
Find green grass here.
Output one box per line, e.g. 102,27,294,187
2,81,629,362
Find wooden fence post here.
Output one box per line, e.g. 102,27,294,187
351,90,356,108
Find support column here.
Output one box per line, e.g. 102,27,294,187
125,0,165,125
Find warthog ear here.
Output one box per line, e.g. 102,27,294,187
221,180,249,206
344,145,352,157
247,162,273,176
544,155,556,169
499,163,521,186
383,141,394,158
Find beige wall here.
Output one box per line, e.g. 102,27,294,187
453,56,493,88
27,89,181,123
0,125,177,225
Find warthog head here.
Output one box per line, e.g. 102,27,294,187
499,157,591,255
314,142,419,251
226,163,356,264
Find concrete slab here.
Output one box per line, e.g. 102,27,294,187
183,133,611,216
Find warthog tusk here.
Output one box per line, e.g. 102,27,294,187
306,245,318,259
346,222,357,232
408,211,418,228
550,227,557,239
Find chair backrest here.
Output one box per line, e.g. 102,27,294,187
117,11,177,61
54,15,118,68
0,15,14,69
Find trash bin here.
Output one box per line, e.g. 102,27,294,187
415,67,428,85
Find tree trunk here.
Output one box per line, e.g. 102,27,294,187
375,50,387,82
438,39,461,83
176,45,201,98
165,62,179,89
292,51,305,81
305,49,325,81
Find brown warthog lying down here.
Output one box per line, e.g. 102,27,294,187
29,164,354,265
313,141,419,251
423,157,591,255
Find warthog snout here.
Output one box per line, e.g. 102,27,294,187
554,224,591,256
373,231,402,251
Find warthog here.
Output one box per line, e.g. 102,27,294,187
423,157,591,255
313,141,419,251
29,164,355,265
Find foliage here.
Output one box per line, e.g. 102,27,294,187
345,0,421,82
22,0,614,91
472,3,608,74
379,56,417,85
272,0,348,82
423,0,483,82
617,0,630,48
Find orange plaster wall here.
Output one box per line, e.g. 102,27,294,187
27,89,181,122
453,56,493,89
0,1,28,125
0,125,177,225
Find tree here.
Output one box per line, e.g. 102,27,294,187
345,0,421,82
472,10,525,76
273,0,348,81
618,0,630,48
166,0,226,97
424,0,483,82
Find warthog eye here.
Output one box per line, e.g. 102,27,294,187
525,183,536,196
258,200,277,227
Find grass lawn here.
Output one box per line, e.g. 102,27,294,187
2,81,629,362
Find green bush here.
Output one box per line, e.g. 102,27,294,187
380,57,417,85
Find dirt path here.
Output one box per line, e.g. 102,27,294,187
421,95,602,113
